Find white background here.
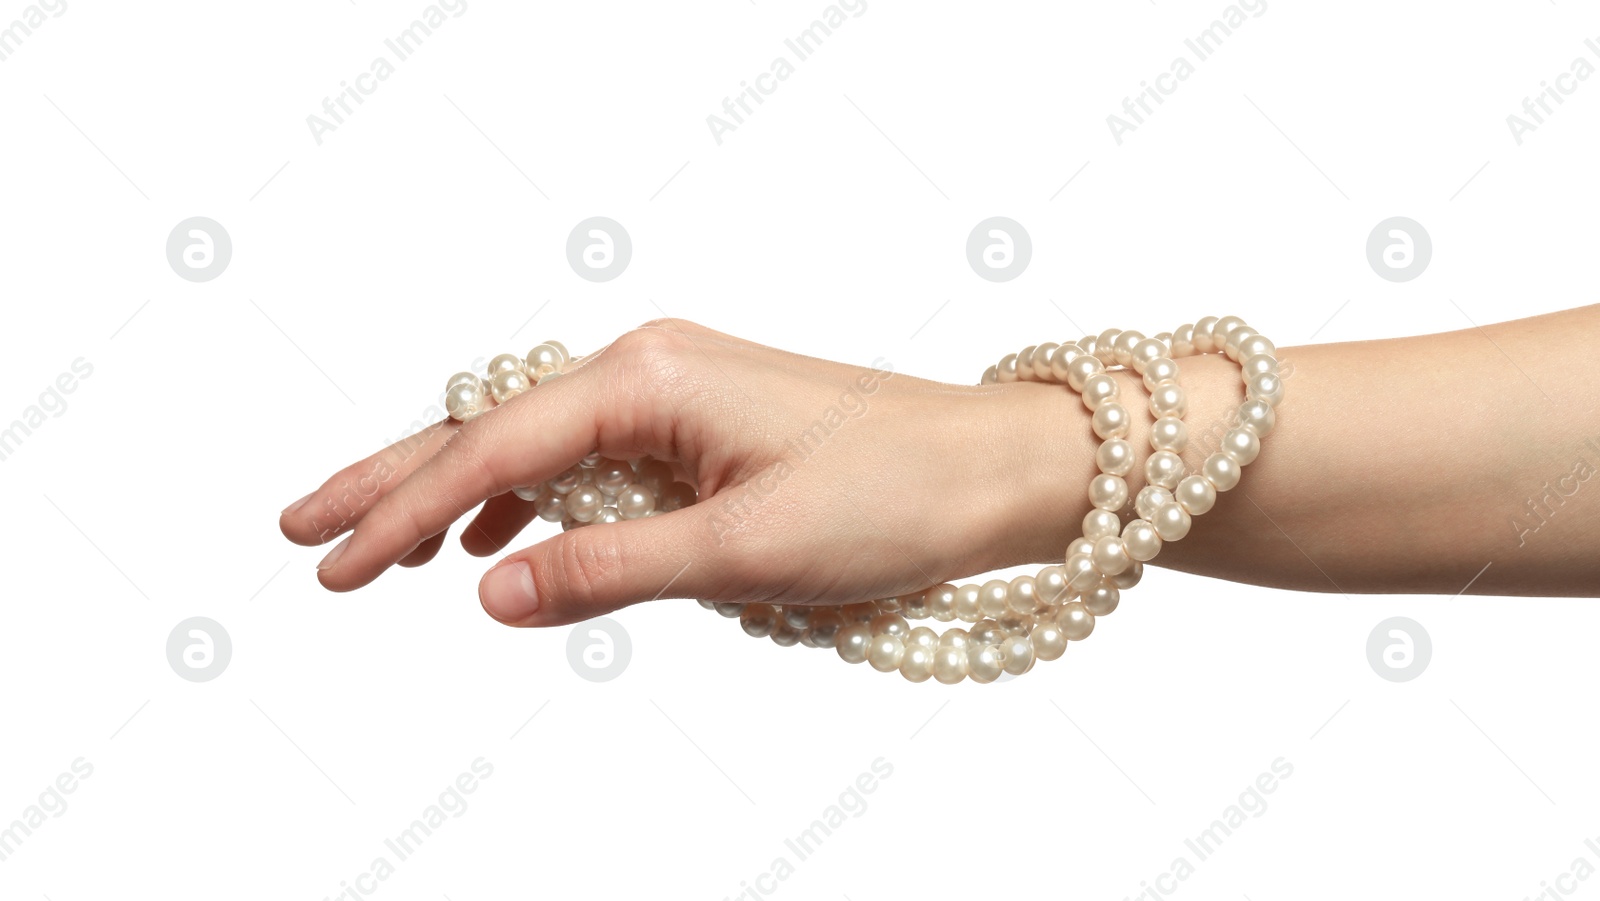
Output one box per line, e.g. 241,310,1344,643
2,1,1597,899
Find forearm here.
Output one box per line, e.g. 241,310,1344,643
1019,306,1600,596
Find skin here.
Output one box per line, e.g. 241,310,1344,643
279,307,1600,628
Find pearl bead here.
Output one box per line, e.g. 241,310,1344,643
955,584,982,622
1239,399,1276,437
1031,342,1059,380
542,340,570,364
836,625,872,664
1150,382,1188,418
1057,602,1095,640
840,602,876,624
444,382,487,421
1175,475,1217,515
1150,416,1187,453
1092,402,1131,440
1095,438,1135,476
595,508,622,524
1083,584,1120,616
1221,427,1262,466
1211,315,1245,346
1067,537,1096,559
526,344,564,375
1083,508,1121,541
970,620,1007,647
580,452,603,468
512,485,542,502
565,487,604,522
1130,338,1166,373
1007,575,1040,614
1066,354,1104,392
537,368,564,385
1049,343,1086,382
1081,372,1120,411
1112,561,1144,589
549,465,582,494
997,353,1020,383
939,628,970,650
1122,519,1162,561
770,622,802,646
1065,553,1100,593
1153,502,1192,541
446,371,484,392
1192,316,1220,353
1135,485,1174,521
981,365,998,385
1241,353,1279,381
1203,452,1242,491
1223,326,1257,361
1238,334,1276,360
906,626,939,651
490,369,531,403
1032,621,1068,660
714,602,745,618
740,604,779,638
1016,346,1037,381
1113,330,1144,367
487,353,524,377
926,584,957,622
1143,357,1179,389
1036,566,1070,606
869,613,909,640
782,606,811,630
1076,335,1099,356
1092,536,1131,575
967,645,1004,684
867,634,905,672
1000,635,1035,675
932,645,969,683
593,459,633,496
979,580,1010,618
1248,372,1285,407
1145,450,1186,490
807,610,844,648
1094,329,1121,364
900,646,935,682
1089,474,1129,511
535,492,565,522
1171,324,1196,357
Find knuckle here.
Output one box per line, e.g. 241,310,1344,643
547,532,623,606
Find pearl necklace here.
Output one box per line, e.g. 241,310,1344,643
441,318,1283,684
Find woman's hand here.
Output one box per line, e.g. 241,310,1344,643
278,320,1102,627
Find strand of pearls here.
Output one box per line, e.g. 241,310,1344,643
440,319,1283,684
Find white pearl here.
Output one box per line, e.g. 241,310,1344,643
446,371,484,392
1057,602,1095,640
444,382,487,421
1239,399,1276,437
1135,485,1174,521
1095,438,1135,476
1035,566,1071,606
932,646,968,684
1248,372,1284,407
906,626,938,650
1221,427,1261,465
806,611,844,648
979,580,1010,618
1083,508,1121,541
1223,325,1258,361
970,620,1007,647
926,584,957,622
614,487,655,520
535,492,565,522
1016,346,1037,381
1203,452,1242,491
1067,537,1096,559
901,591,931,620
525,344,564,376
1083,584,1120,616
1238,334,1276,360
1122,519,1161,561
1112,561,1144,589
1130,338,1166,373
594,507,622,524
739,604,779,638
1113,330,1144,367
1241,353,1278,381
542,340,570,364
1094,329,1121,364
1049,343,1086,382
1007,576,1040,614
867,634,905,672
954,584,982,622
997,353,1020,383
869,613,909,640
1175,475,1217,515
593,459,633,496
512,485,542,502
1031,342,1059,380
1076,335,1099,356
1081,372,1120,411
1153,502,1192,541
836,624,872,664
939,628,970,650
580,452,604,468
1089,474,1129,511
1092,536,1131,575
981,365,999,385
1066,354,1104,392
1000,635,1035,675
549,465,582,494
1143,357,1179,389
1211,315,1245,346
536,368,564,385
487,353,524,376
1150,416,1187,453
1150,383,1187,418
1145,450,1185,490
1032,621,1068,660
490,369,530,403
1192,316,1220,353
1170,324,1196,357
967,645,1004,684
565,487,604,522
1091,402,1131,440
714,602,744,618
900,646,935,682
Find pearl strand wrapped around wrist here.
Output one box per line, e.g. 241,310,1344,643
441,318,1283,684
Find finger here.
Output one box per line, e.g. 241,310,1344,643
280,419,458,546
478,504,731,627
461,492,542,557
398,531,448,568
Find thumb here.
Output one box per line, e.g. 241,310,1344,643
478,504,729,627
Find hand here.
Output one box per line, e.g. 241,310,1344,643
278,320,1101,627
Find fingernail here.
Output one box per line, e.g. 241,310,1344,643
283,493,313,516
318,535,351,571
482,561,538,623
